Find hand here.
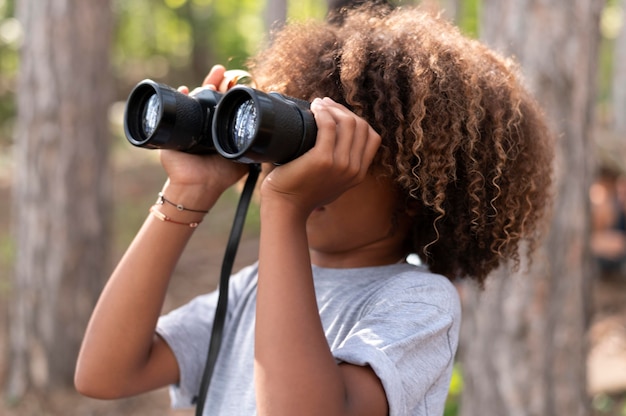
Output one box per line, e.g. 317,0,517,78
159,65,248,205
260,97,381,213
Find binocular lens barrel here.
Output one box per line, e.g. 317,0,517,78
124,79,221,154
212,87,317,164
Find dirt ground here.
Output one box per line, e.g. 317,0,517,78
1,151,625,415
588,274,626,411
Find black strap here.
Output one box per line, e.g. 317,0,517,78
194,164,261,415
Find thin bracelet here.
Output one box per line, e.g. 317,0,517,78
156,192,209,214
149,205,202,228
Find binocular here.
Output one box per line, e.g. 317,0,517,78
123,79,317,164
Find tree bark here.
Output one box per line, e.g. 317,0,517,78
265,0,288,32
7,0,113,398
459,1,604,415
179,1,217,84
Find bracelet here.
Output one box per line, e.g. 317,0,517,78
156,192,209,214
149,205,202,228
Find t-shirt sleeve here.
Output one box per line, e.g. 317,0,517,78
332,278,460,416
155,263,259,409
157,291,218,408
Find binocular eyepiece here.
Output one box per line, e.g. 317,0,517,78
123,79,317,164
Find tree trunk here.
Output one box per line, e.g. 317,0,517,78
613,0,626,132
180,1,217,84
437,0,459,21
459,1,604,415
265,0,288,32
7,0,113,399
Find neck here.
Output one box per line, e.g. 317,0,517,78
310,247,407,269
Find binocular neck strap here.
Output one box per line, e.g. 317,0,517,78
195,163,261,416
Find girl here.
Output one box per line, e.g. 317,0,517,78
76,4,554,415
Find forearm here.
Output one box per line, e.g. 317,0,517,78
255,200,347,415
253,97,386,415
76,184,218,397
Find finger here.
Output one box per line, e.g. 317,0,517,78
361,126,382,172
310,98,338,158
323,104,357,169
202,64,227,88
177,86,190,95
219,70,255,92
349,118,378,168
319,98,373,173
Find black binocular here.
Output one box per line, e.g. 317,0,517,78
123,79,317,164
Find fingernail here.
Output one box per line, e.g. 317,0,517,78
311,97,323,109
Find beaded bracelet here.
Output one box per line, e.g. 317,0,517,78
156,192,209,214
149,205,202,228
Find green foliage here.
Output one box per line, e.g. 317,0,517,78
0,233,14,294
457,0,481,38
0,0,18,145
597,0,624,109
112,0,267,89
444,363,463,416
287,0,326,21
592,392,626,416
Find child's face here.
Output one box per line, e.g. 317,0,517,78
306,172,410,268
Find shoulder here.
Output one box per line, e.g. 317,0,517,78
329,264,462,414
366,263,461,316
350,264,462,364
313,262,460,319
316,262,462,339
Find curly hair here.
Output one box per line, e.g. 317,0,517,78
247,4,554,286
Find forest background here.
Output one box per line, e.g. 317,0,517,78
0,0,625,415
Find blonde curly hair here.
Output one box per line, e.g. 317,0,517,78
248,4,554,286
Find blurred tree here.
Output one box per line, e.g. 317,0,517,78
177,1,217,84
459,0,604,415
265,0,287,32
437,0,459,21
7,0,113,399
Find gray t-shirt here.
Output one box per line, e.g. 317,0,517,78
157,262,461,416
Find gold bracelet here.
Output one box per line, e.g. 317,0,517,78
156,192,209,214
149,205,202,228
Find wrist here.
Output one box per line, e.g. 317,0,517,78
260,194,312,224
156,192,209,214
149,205,204,228
160,180,222,212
